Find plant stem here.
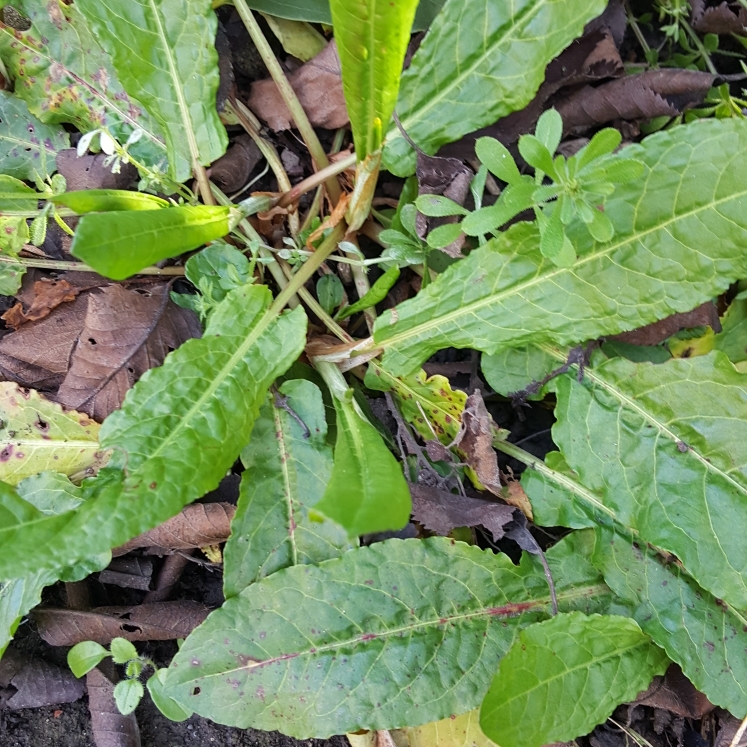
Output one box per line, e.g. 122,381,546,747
2,254,185,275
681,19,718,75
231,0,342,205
193,160,216,206
277,153,356,209
623,0,652,58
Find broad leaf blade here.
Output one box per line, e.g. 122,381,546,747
0,285,307,579
223,380,353,598
75,0,227,182
383,0,607,176
0,0,165,164
0,91,69,180
329,0,418,156
0,570,56,657
479,612,668,747
70,206,233,280
375,119,747,375
393,710,498,747
165,534,613,738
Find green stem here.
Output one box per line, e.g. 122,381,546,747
623,0,652,58
681,19,718,75
1,254,185,275
231,1,342,205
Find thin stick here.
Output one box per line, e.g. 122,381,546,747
277,153,356,209
4,254,185,275
232,1,342,205
729,715,747,747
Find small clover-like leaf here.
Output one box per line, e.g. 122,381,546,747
67,640,109,678
114,678,144,716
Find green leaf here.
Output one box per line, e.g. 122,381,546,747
475,137,521,184
393,710,498,747
0,285,307,580
0,174,40,210
315,384,410,537
534,109,562,156
518,135,557,178
329,0,419,156
0,0,165,165
316,274,344,315
185,242,253,304
114,678,144,716
480,612,668,747
576,128,623,170
260,14,326,62
223,380,353,598
164,534,614,737
52,190,169,214
714,295,747,363
75,0,227,182
415,195,469,217
0,260,25,296
0,91,69,181
110,637,139,664
67,640,110,678
71,205,235,280
16,472,84,515
461,179,536,237
481,346,559,399
383,0,607,176
426,223,464,250
337,265,400,320
530,350,747,612
0,570,57,657
0,382,108,486
374,119,747,376
147,668,192,722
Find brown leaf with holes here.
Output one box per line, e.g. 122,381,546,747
691,0,747,35
410,484,516,542
56,284,201,421
87,666,141,747
112,502,236,556
3,659,86,710
611,302,721,346
35,601,209,646
2,278,80,329
634,664,714,719
455,390,502,494
249,41,348,131
556,70,715,136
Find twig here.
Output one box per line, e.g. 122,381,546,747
729,715,747,747
2,254,185,275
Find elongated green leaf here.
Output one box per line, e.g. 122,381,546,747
0,285,307,580
52,190,169,214
374,119,747,376
337,266,400,320
0,0,165,164
315,385,411,537
382,0,607,176
238,0,444,31
480,612,668,747
330,0,418,156
0,91,69,180
164,534,614,737
71,206,234,280
0,382,108,485
223,380,353,598
527,351,747,611
75,0,227,182
0,569,56,657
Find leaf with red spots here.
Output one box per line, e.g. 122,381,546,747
164,532,614,738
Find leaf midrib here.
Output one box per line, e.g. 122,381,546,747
376,186,747,352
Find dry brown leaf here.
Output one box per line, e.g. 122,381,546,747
501,480,534,521
249,41,348,131
556,70,715,135
634,664,715,719
410,484,516,542
56,284,201,421
56,150,137,192
455,390,502,494
4,659,86,710
112,502,235,557
692,0,747,35
87,666,141,747
98,556,154,591
208,134,262,193
2,278,80,329
611,302,721,346
35,601,209,646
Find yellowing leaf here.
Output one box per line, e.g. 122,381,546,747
0,383,109,485
392,710,498,747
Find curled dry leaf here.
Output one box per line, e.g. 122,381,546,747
634,664,715,719
87,666,141,747
98,556,154,591
112,502,235,556
556,70,716,135
1,278,80,329
691,0,747,35
56,283,201,421
501,480,534,520
35,601,209,646
207,134,262,193
410,484,516,542
455,390,502,494
249,41,348,131
611,301,721,347
3,659,86,710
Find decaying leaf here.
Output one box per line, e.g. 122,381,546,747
391,709,498,747
208,134,262,193
556,70,716,135
112,502,235,556
56,284,201,421
410,484,516,542
0,382,108,485
2,278,80,329
455,390,502,493
611,302,721,347
249,41,348,131
3,658,86,710
691,0,747,35
501,480,534,520
35,601,209,646
633,664,714,719
98,556,154,591
56,150,138,193
87,666,141,747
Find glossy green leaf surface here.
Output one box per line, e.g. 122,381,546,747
0,91,69,180
0,0,165,164
75,0,227,182
52,190,169,214
147,668,193,722
337,266,400,320
165,534,613,738
0,286,307,580
71,206,233,279
67,640,109,678
223,380,352,598
481,346,558,399
375,119,747,375
480,612,668,747
329,0,418,156
382,0,607,176
16,472,84,516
